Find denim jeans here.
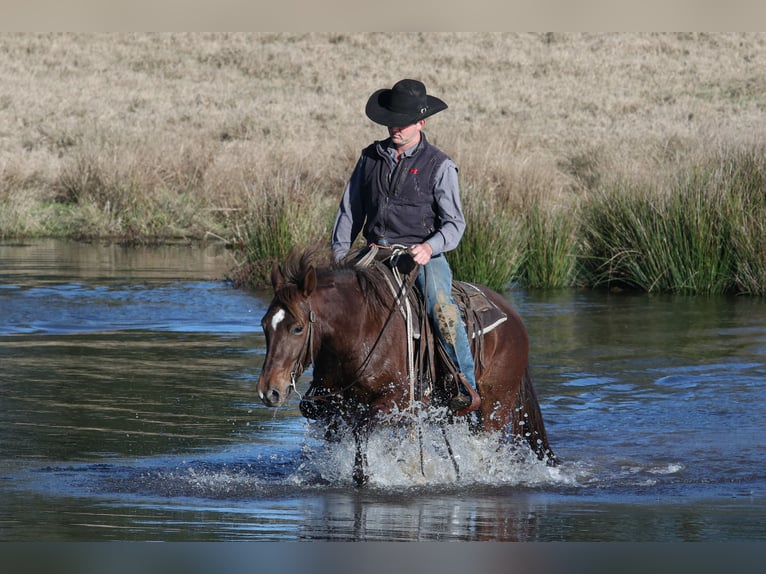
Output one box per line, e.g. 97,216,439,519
415,255,478,392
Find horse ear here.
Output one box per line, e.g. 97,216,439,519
301,266,317,296
271,263,285,291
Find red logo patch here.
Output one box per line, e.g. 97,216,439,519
409,168,418,174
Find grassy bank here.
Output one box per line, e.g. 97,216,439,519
2,33,765,294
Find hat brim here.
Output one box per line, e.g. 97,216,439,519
365,89,448,127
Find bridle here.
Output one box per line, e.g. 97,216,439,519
288,302,316,398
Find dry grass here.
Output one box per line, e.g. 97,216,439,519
2,33,766,287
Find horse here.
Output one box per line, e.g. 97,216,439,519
257,245,555,485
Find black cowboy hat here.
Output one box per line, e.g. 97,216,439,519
365,79,448,127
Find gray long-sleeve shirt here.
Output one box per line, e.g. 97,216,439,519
331,138,466,262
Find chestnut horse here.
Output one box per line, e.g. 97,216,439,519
257,246,555,485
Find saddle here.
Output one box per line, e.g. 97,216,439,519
359,248,508,405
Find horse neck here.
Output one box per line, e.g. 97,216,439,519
311,274,397,380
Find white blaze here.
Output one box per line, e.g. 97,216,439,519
271,308,286,331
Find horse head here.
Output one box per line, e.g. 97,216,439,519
257,261,317,407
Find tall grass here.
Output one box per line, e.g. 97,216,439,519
45,137,219,241
229,169,337,288
723,148,766,295
520,202,580,289
580,146,766,295
580,182,733,294
236,143,766,296
734,214,766,296
449,180,525,291
448,140,581,291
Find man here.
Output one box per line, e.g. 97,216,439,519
330,78,479,414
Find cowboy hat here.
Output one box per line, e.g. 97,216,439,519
365,79,448,127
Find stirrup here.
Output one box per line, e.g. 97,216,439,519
450,372,481,416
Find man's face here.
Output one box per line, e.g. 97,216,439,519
388,120,425,151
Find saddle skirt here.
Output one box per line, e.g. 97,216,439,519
452,280,508,339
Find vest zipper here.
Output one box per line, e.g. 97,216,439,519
390,155,409,197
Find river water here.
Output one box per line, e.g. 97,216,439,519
1,239,765,542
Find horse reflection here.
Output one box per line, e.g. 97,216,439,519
303,491,543,541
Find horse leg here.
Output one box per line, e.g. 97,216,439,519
439,420,461,480
350,404,375,487
512,366,556,465
352,421,371,487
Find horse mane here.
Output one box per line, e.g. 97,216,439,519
278,243,334,285
276,244,397,314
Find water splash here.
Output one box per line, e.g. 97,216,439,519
289,407,572,489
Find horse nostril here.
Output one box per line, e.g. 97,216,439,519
268,388,280,404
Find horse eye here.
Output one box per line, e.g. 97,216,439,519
291,325,304,335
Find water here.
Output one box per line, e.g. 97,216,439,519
1,240,765,542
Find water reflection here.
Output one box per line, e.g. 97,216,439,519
0,239,229,285
300,490,545,541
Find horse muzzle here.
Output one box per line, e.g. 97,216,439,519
257,375,292,407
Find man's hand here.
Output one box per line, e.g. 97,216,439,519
408,243,433,265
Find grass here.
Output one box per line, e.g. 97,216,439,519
227,168,337,287
521,202,579,290
580,145,766,295
580,180,733,294
449,179,525,290
2,33,766,294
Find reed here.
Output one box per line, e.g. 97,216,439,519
449,180,525,291
521,202,580,289
580,145,766,295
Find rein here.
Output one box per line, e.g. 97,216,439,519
352,246,419,392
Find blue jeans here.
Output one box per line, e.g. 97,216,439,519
415,255,478,392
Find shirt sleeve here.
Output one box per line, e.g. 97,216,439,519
331,156,366,262
425,159,466,256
